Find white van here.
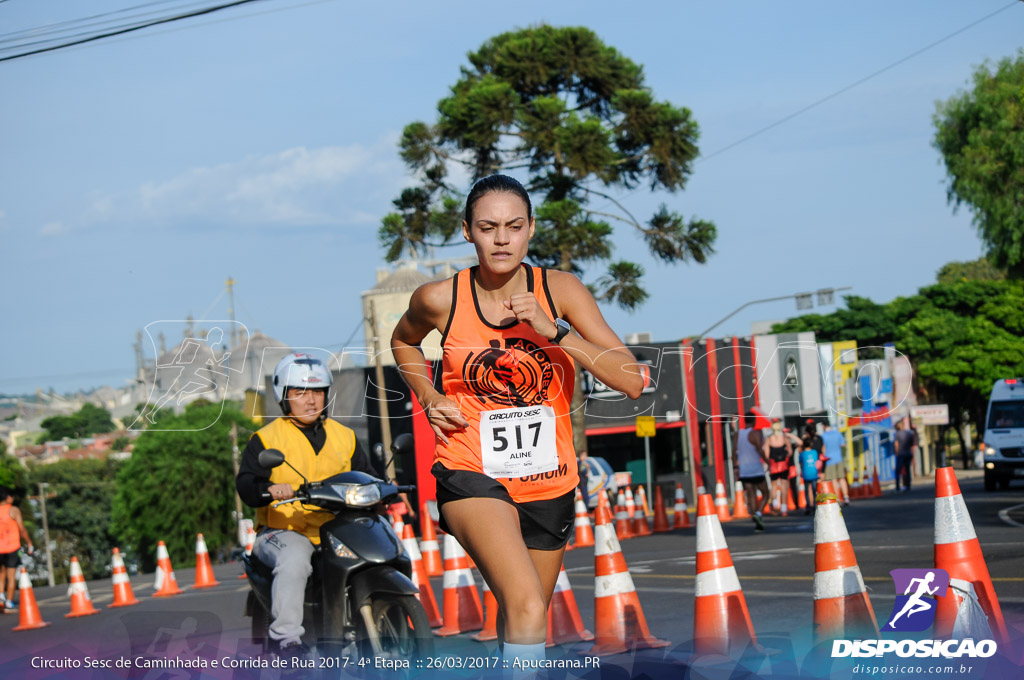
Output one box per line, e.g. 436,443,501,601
982,378,1024,491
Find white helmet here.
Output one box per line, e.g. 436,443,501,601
273,352,333,412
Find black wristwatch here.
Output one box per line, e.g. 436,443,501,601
551,318,571,344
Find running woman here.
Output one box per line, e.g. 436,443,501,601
391,174,646,666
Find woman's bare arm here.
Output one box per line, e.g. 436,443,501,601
391,280,468,444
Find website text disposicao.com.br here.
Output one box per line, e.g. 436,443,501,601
835,638,996,675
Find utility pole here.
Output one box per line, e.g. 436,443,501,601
37,483,54,587
230,422,244,546
226,277,237,349
368,300,394,481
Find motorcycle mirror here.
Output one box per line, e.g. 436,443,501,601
258,449,286,469
391,433,414,457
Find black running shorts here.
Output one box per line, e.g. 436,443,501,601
0,551,19,568
432,463,574,551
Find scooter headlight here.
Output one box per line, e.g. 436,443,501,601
985,446,996,457
330,482,381,507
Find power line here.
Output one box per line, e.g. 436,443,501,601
700,0,1024,162
0,0,195,44
0,0,269,63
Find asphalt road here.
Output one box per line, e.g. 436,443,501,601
1,469,1021,679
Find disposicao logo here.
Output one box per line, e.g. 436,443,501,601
881,568,950,632
831,567,998,660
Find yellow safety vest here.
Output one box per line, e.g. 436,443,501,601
254,417,357,544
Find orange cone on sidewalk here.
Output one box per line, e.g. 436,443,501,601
546,564,593,646
419,506,444,578
12,567,50,631
637,485,652,519
572,490,595,548
624,486,637,521
812,482,877,641
402,525,442,628
65,557,99,618
871,467,882,497
714,482,732,523
652,485,671,533
192,533,220,589
933,467,1009,644
472,581,498,641
694,494,757,655
673,483,691,529
434,534,483,636
108,547,140,607
732,481,751,519
153,540,183,596
586,495,669,655
797,477,807,509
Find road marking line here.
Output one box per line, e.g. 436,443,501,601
997,503,1024,529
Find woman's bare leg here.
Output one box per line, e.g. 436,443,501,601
441,497,555,644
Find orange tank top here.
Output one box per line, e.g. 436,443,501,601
436,263,579,502
0,504,18,554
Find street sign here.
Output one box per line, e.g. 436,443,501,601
635,415,656,438
911,404,949,425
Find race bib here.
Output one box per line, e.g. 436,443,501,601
480,405,558,478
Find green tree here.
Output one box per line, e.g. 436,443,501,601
0,447,26,492
111,401,255,572
935,257,1006,284
381,25,717,446
933,50,1024,277
27,458,122,581
38,402,115,442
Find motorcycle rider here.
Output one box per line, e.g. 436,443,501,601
236,352,376,663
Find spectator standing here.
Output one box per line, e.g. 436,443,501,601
820,424,851,505
798,436,826,515
894,420,918,492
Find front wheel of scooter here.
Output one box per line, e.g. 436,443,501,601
358,594,435,662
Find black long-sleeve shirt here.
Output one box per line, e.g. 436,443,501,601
235,419,377,508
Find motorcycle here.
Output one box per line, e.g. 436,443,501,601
244,433,434,662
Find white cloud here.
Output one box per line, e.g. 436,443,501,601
39,221,68,237
89,135,405,229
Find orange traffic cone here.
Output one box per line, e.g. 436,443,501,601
637,484,652,519
546,564,593,646
391,512,405,539
192,533,220,589
697,484,707,497
153,540,183,596
624,486,637,521
239,528,255,579
419,505,443,578
108,547,140,607
871,467,882,497
472,581,498,641
652,486,671,533
586,495,669,655
933,467,1009,644
65,557,99,618
812,481,877,642
797,476,807,509
434,534,483,636
12,567,50,631
571,490,595,548
614,491,633,540
632,488,652,537
694,494,757,655
731,481,750,520
714,482,732,523
402,525,441,628
673,483,691,529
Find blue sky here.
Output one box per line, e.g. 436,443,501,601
2,0,1022,394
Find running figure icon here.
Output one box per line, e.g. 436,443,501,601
887,571,939,628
